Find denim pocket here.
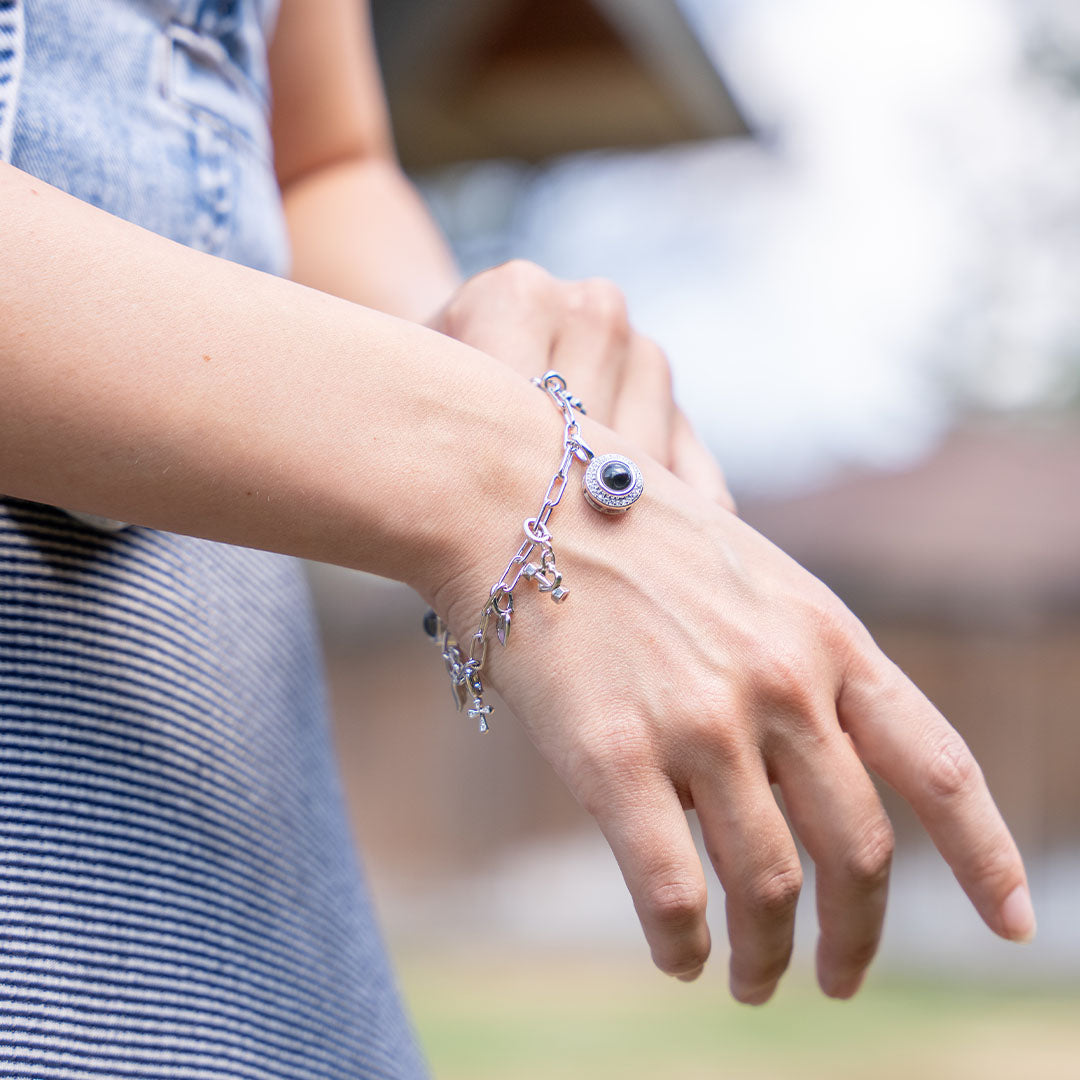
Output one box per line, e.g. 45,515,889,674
160,18,271,160
155,14,280,256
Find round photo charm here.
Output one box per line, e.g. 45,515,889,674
582,453,644,514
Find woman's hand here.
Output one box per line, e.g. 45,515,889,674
427,259,736,512
4,154,1030,1005
430,418,1034,1003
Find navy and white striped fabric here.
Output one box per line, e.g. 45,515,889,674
0,497,429,1078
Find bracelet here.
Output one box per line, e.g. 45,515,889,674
422,370,644,732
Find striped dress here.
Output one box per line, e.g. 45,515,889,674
0,499,429,1078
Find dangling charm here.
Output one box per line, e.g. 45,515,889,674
451,679,468,711
522,559,569,603
494,590,513,646
423,609,443,641
425,609,469,710
582,453,644,514
468,696,494,733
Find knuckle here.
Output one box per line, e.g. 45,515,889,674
745,860,803,916
678,692,742,758
813,595,864,657
630,341,676,405
925,732,982,801
639,340,674,387
668,688,749,779
755,644,821,716
842,819,895,888
796,586,877,690
642,877,709,931
578,278,630,336
436,294,469,335
495,258,552,298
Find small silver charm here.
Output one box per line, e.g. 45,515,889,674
468,697,494,733
582,453,644,514
495,592,513,647
545,573,568,603
452,677,468,712
443,649,458,679
522,561,569,603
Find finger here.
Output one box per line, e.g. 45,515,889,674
670,406,737,512
839,655,1035,943
692,763,802,1004
586,772,711,977
549,279,627,427
771,711,894,998
435,261,559,378
607,336,677,468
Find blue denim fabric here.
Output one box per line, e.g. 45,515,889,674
0,3,431,1077
9,0,288,271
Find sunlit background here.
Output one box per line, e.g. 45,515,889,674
310,0,1080,1075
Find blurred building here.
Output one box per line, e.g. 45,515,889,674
370,0,749,169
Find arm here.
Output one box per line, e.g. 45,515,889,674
267,0,734,507
0,161,528,581
269,0,460,320
0,160,1033,1003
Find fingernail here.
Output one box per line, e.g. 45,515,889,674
676,965,704,983
1000,884,1036,943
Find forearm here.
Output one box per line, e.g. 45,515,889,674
281,154,460,321
0,162,549,596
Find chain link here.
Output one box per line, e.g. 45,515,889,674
423,370,592,732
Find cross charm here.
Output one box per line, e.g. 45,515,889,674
467,696,494,733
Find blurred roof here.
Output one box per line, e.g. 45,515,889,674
371,0,750,170
740,417,1080,626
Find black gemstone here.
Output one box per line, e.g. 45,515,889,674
423,609,440,639
600,460,633,492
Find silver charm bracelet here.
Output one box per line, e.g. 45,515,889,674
422,370,644,732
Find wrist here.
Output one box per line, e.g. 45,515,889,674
412,377,566,633
419,372,657,729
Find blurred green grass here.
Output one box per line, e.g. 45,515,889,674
398,951,1080,1080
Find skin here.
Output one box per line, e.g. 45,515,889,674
427,262,737,511
0,0,1034,1009
268,0,735,509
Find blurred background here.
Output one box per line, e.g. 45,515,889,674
311,0,1080,1075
